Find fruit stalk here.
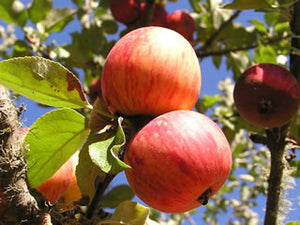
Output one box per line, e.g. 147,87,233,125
0,85,52,225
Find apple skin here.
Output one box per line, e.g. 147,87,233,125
35,156,74,203
124,110,232,213
101,26,201,116
167,10,196,42
110,0,141,25
61,151,82,209
88,78,102,105
138,2,169,27
233,63,300,128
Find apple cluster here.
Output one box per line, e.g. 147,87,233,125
94,26,232,213
110,0,196,42
233,63,300,128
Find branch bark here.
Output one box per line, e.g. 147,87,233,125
0,85,52,225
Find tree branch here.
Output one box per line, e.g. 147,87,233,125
0,85,52,225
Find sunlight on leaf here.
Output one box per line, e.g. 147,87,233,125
25,108,90,187
223,0,273,10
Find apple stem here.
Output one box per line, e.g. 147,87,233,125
86,174,115,219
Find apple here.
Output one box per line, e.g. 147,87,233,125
110,0,141,25
88,78,102,105
61,151,82,209
35,156,74,203
138,2,169,27
101,26,201,116
124,110,232,213
167,10,196,42
233,63,300,128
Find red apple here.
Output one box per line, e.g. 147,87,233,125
233,63,300,128
167,10,196,42
88,78,102,105
35,156,74,203
110,0,141,25
124,110,232,213
101,26,201,116
138,2,169,27
61,151,82,209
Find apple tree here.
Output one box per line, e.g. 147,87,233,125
0,0,300,225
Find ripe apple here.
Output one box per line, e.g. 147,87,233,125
88,78,102,105
61,151,82,209
35,156,74,203
110,0,141,25
101,26,201,116
167,10,196,42
124,110,232,213
233,63,300,128
138,2,169,27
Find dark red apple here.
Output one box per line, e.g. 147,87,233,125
110,0,141,25
101,26,201,116
88,78,102,105
167,10,196,42
233,63,300,128
124,110,232,213
138,2,169,27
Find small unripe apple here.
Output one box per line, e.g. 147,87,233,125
233,63,300,128
101,26,201,116
167,10,196,42
110,0,141,25
35,156,74,203
124,110,232,213
138,2,168,27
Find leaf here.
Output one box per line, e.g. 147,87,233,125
37,8,76,33
28,0,53,24
285,222,300,225
249,19,268,33
0,0,27,26
290,160,300,177
100,185,134,208
223,0,273,10
0,56,90,108
25,108,90,187
89,117,130,175
76,137,107,201
253,44,277,64
101,201,150,225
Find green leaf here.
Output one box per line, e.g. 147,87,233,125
285,222,300,225
250,19,268,33
189,0,201,13
223,0,273,10
37,8,76,33
100,185,135,208
89,118,130,174
0,0,27,27
253,44,277,64
76,137,107,201
0,56,90,108
28,0,52,23
25,108,90,187
108,201,150,225
290,160,300,177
